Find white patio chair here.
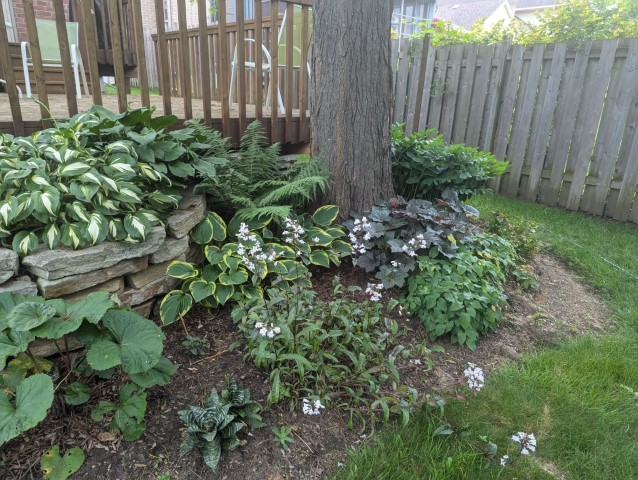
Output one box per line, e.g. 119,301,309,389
20,19,89,99
229,5,312,113
229,38,274,109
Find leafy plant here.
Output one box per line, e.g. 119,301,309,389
194,120,329,220
0,106,228,255
179,375,264,471
403,233,517,349
91,383,148,441
483,211,541,258
232,276,419,426
345,194,479,288
160,206,348,324
272,425,295,451
40,445,85,480
0,291,176,445
391,125,508,202
183,335,209,356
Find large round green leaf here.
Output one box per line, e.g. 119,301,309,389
309,250,331,268
8,302,56,331
219,269,248,286
0,374,54,445
0,330,36,370
86,310,164,375
190,216,215,245
159,290,193,325
189,280,216,303
214,284,234,305
166,261,199,279
41,444,85,480
129,356,178,389
311,205,339,226
64,382,90,406
207,211,227,242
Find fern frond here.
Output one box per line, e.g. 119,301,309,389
255,176,329,208
235,205,293,222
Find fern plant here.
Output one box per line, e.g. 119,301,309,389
179,375,263,471
195,121,329,220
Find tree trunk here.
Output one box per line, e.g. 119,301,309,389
310,0,394,216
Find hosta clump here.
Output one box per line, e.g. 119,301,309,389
391,125,508,201
179,375,264,471
232,277,419,425
0,106,228,255
403,233,518,350
160,205,350,325
0,291,176,444
345,193,479,288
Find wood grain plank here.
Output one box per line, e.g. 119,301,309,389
614,123,638,220
451,43,477,144
481,41,510,153
393,38,410,124
23,0,50,125
416,38,436,131
407,36,430,134
198,0,212,124
439,44,462,142
0,3,23,135
404,40,423,133
270,0,279,143
218,0,231,138
427,45,449,131
299,5,309,142
493,44,524,165
237,0,247,132
177,0,192,119
284,2,293,142
131,0,149,107
80,0,102,105
54,0,78,115
465,43,494,146
154,0,171,114
254,0,263,120
523,43,567,201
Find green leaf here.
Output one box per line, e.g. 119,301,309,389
214,284,234,305
305,227,333,246
65,382,90,406
124,213,151,241
86,212,108,245
58,162,91,177
41,445,85,480
43,224,61,250
8,302,57,331
129,356,178,389
202,437,222,470
0,197,18,225
0,330,35,370
160,290,194,325
219,269,248,286
207,211,227,242
311,205,340,226
86,310,164,374
60,223,83,249
309,250,330,268
166,261,199,279
150,114,178,130
190,216,215,245
12,231,38,256
0,374,54,445
189,280,216,303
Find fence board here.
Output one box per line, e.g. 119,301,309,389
23,0,50,125
255,0,264,120
465,43,494,146
427,46,449,130
481,40,509,152
54,0,78,115
416,39,436,131
177,0,192,119
299,5,309,142
218,0,231,138
493,44,524,161
405,40,425,133
0,2,22,135
131,0,149,107
285,2,293,142
452,44,477,144
270,0,279,143
394,38,410,124
439,44,462,142
155,0,172,115
237,0,247,132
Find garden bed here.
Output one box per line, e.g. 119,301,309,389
0,253,612,480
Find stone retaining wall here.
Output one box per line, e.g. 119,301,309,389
0,191,205,318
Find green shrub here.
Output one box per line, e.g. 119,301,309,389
403,233,517,350
0,106,227,255
483,211,541,258
0,291,176,444
391,125,508,201
179,375,264,471
232,277,419,426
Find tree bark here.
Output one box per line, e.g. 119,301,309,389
310,0,394,216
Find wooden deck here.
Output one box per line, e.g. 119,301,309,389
0,93,308,143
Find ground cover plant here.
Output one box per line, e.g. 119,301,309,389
336,194,638,479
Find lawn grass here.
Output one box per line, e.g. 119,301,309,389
335,194,638,480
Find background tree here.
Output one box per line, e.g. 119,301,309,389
310,0,394,216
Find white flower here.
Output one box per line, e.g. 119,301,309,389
409,359,422,365
463,363,485,392
391,260,399,267
363,232,371,241
365,283,383,302
302,398,325,415
511,432,536,455
255,322,263,329
500,455,509,466
256,322,280,339
313,236,320,242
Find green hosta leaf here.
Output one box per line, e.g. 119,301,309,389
330,239,353,255
0,374,54,446
150,114,178,130
41,445,85,480
108,219,127,241
309,250,330,268
311,205,340,226
207,211,227,242
305,227,333,246
0,330,35,369
60,223,83,249
8,302,57,331
205,245,225,264
32,188,60,216
219,269,248,286
224,256,240,271
189,280,216,303
227,214,271,238
190,216,215,245
42,224,61,250
168,161,196,178
67,201,90,222
86,212,108,245
129,356,178,389
214,284,234,305
124,213,151,241
86,310,164,374
65,382,90,406
160,290,194,325
58,162,91,177
166,261,199,279
12,231,38,256
0,197,18,225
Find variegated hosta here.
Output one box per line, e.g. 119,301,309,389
0,106,229,255
159,207,351,326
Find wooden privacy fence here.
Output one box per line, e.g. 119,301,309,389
0,0,312,144
393,37,638,224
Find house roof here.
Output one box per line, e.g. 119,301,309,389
515,0,557,8
435,0,508,29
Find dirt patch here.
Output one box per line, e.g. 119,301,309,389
0,254,613,480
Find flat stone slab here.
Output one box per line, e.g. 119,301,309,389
23,227,166,280
132,299,155,319
167,193,206,239
0,277,38,295
0,271,14,284
62,278,125,303
0,248,18,274
149,236,189,264
126,256,184,290
118,276,180,306
37,256,148,298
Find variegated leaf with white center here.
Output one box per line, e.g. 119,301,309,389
43,224,61,249
58,162,91,177
0,197,18,225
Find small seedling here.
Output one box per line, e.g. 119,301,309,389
182,335,208,356
271,425,295,452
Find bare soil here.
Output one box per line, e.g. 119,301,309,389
0,254,613,480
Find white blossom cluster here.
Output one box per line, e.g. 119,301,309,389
348,217,372,255
236,222,277,270
463,363,485,392
254,321,281,338
511,432,536,455
401,233,429,257
302,398,325,415
500,454,509,466
365,283,383,302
